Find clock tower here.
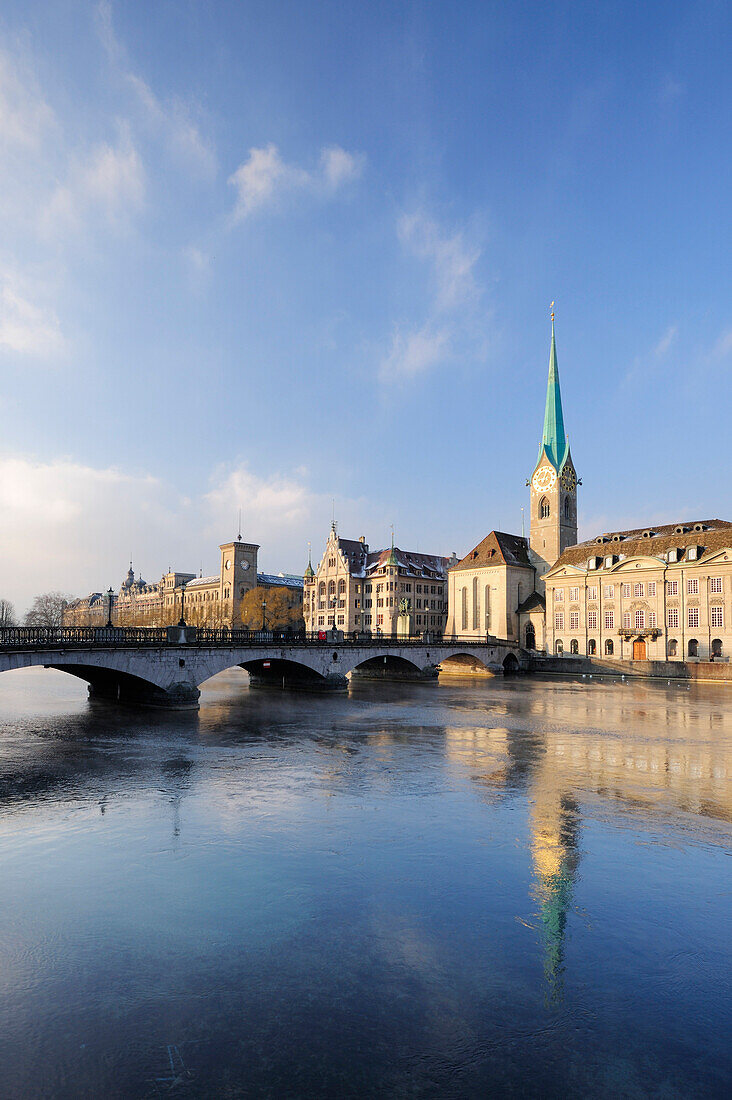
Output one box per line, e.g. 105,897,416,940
529,310,578,582
220,536,259,625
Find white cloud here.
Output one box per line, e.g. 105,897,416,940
0,47,54,151
228,143,364,221
379,325,450,382
41,129,145,235
0,271,66,358
398,212,480,312
379,210,485,384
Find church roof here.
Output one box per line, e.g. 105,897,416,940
537,316,569,471
552,519,732,571
451,530,533,571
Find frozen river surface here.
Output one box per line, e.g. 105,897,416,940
0,667,730,1098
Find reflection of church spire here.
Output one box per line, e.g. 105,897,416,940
529,791,580,1003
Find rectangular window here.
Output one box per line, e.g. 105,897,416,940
555,589,564,602
570,611,579,630
688,607,699,629
667,580,678,595
687,578,699,595
588,610,598,630
635,610,645,630
710,577,723,594
668,608,679,629
318,615,324,626
588,585,598,600
604,585,615,599
569,587,579,602
711,606,724,628
634,583,644,597
623,612,631,629
621,584,631,598
648,611,657,628
604,610,614,630
647,582,656,597
554,612,564,631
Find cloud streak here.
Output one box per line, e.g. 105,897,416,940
380,210,484,382
0,270,66,358
228,143,364,221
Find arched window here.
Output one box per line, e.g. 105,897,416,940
461,587,468,632
588,638,596,655
319,582,326,598
540,497,550,520
564,496,571,519
484,586,491,632
712,639,723,657
338,579,346,595
555,639,564,656
525,624,536,649
605,639,614,656
472,577,479,630
688,638,698,658
328,580,336,598
570,639,579,654
667,639,677,657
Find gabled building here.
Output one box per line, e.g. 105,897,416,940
444,531,534,641
303,525,454,635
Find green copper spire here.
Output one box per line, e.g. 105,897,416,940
537,307,568,471
386,529,398,566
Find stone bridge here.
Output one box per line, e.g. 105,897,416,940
0,628,526,708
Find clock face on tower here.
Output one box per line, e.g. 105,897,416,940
532,466,557,493
240,560,250,571
560,465,577,491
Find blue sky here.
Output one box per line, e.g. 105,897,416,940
0,0,730,609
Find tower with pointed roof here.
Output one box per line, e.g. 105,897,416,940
528,309,578,582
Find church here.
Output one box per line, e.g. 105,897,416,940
446,313,732,663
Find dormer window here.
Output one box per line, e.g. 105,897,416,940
667,549,678,563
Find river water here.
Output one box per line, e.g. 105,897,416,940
0,667,730,1098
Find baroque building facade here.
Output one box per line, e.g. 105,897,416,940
64,536,303,629
303,526,455,636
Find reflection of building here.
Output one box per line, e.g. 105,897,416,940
304,525,455,635
64,536,303,628
529,790,580,1001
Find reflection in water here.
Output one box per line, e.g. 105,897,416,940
0,667,730,1098
530,791,579,1003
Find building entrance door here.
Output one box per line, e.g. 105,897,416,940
633,639,646,660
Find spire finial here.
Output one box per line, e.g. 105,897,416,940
550,300,555,322
237,508,242,541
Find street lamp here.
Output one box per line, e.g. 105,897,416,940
106,586,114,628
178,581,187,627
261,598,267,632
330,595,337,633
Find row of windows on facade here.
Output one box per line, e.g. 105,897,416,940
553,606,724,631
588,545,709,570
553,577,724,602
310,596,443,610
315,613,440,628
315,580,441,596
552,637,724,659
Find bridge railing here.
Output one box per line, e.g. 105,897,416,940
0,625,507,651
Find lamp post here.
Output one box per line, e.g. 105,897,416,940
261,598,267,632
330,595,337,634
178,581,187,627
106,587,114,628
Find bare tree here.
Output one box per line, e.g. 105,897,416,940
0,598,16,627
24,592,72,629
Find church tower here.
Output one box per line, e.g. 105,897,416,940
528,309,578,582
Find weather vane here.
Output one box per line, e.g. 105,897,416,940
550,300,555,322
